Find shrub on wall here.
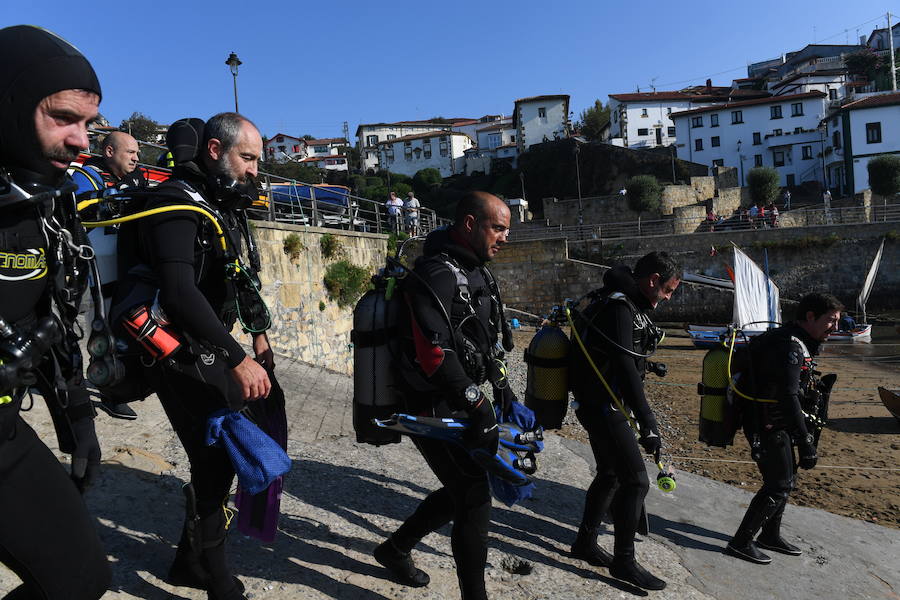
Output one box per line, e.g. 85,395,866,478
323,260,371,307
320,233,343,259
867,155,900,198
746,167,780,206
283,233,304,259
625,175,662,215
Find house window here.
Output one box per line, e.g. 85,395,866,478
753,132,761,145
791,103,804,116
278,145,285,153
667,126,676,136
731,110,743,124
832,131,841,148
794,127,803,134
510,135,516,142
712,159,724,167
866,122,882,144
770,105,783,119
440,135,448,141
754,154,763,167
292,144,300,153
710,114,719,127
366,135,379,146
424,143,432,159
695,139,704,151
773,129,782,136
315,145,327,153
773,151,785,167
667,107,673,115
637,128,649,136
691,116,703,128
538,107,547,119
440,142,448,157
404,146,412,159
276,136,283,143
828,88,838,100
641,108,648,117
802,145,813,159
404,141,412,146
711,136,720,147
387,134,396,140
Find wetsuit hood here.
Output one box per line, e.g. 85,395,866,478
601,265,653,312
422,226,483,270
0,25,101,186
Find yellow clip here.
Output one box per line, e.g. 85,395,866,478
0,395,11,405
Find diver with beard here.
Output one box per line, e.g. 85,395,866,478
568,251,681,591
112,113,274,600
0,25,110,600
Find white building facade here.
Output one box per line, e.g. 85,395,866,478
608,93,695,149
826,92,900,194
304,137,347,158
265,133,306,161
376,131,473,178
299,155,349,171
671,91,829,188
513,95,570,153
356,119,476,172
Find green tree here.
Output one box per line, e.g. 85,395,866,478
844,49,882,79
120,112,160,143
577,100,611,141
412,167,442,203
625,175,662,216
746,167,780,205
867,154,900,199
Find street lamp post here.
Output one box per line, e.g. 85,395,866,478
225,52,242,113
574,142,583,227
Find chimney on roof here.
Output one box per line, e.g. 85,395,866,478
860,35,866,45
706,79,712,92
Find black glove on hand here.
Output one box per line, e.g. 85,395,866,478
638,420,661,455
464,394,499,457
798,436,818,470
70,416,101,493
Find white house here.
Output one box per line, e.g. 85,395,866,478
825,92,900,195
304,137,347,158
299,154,349,172
671,91,829,188
463,121,517,175
768,70,863,103
607,86,769,149
452,114,508,141
376,131,473,178
867,23,900,51
266,133,306,161
356,118,475,172
513,95,570,153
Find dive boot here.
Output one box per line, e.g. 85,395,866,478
725,540,772,564
374,538,430,587
757,503,802,556
570,526,613,567
609,556,666,591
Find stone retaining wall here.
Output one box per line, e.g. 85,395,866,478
235,222,388,375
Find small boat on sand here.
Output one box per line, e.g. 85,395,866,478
878,387,900,424
828,239,883,343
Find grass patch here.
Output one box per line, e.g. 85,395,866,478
283,233,305,259
387,231,409,255
323,260,371,308
751,233,841,250
320,233,343,260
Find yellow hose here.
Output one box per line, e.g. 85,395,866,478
82,205,227,252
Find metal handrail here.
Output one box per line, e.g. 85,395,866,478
511,203,900,242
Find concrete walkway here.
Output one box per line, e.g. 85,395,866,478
2,352,898,599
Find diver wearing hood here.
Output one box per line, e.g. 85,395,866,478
111,113,275,600
0,25,110,600
374,191,514,600
568,252,680,591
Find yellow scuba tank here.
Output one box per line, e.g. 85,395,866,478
524,322,571,430
697,342,740,447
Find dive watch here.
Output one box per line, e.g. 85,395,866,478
464,384,481,406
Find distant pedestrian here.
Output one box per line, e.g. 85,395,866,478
748,203,760,229
823,189,834,224
766,202,779,228
782,188,791,210
386,191,403,233
404,191,420,236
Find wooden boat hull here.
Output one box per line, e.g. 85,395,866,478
878,387,900,423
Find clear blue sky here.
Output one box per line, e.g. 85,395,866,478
9,1,897,140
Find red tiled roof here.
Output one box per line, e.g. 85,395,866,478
476,122,514,132
306,137,347,145
841,92,900,111
670,91,826,118
514,94,570,104
268,133,302,142
610,92,695,101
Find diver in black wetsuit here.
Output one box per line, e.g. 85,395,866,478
0,25,110,600
725,292,841,564
375,191,514,600
568,252,681,591
112,113,275,600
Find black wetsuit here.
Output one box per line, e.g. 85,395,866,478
0,24,109,600
390,227,509,600
570,266,660,563
113,164,277,598
733,323,821,545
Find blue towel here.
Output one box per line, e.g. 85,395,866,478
205,409,292,496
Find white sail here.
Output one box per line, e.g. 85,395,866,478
857,239,884,323
732,246,781,332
